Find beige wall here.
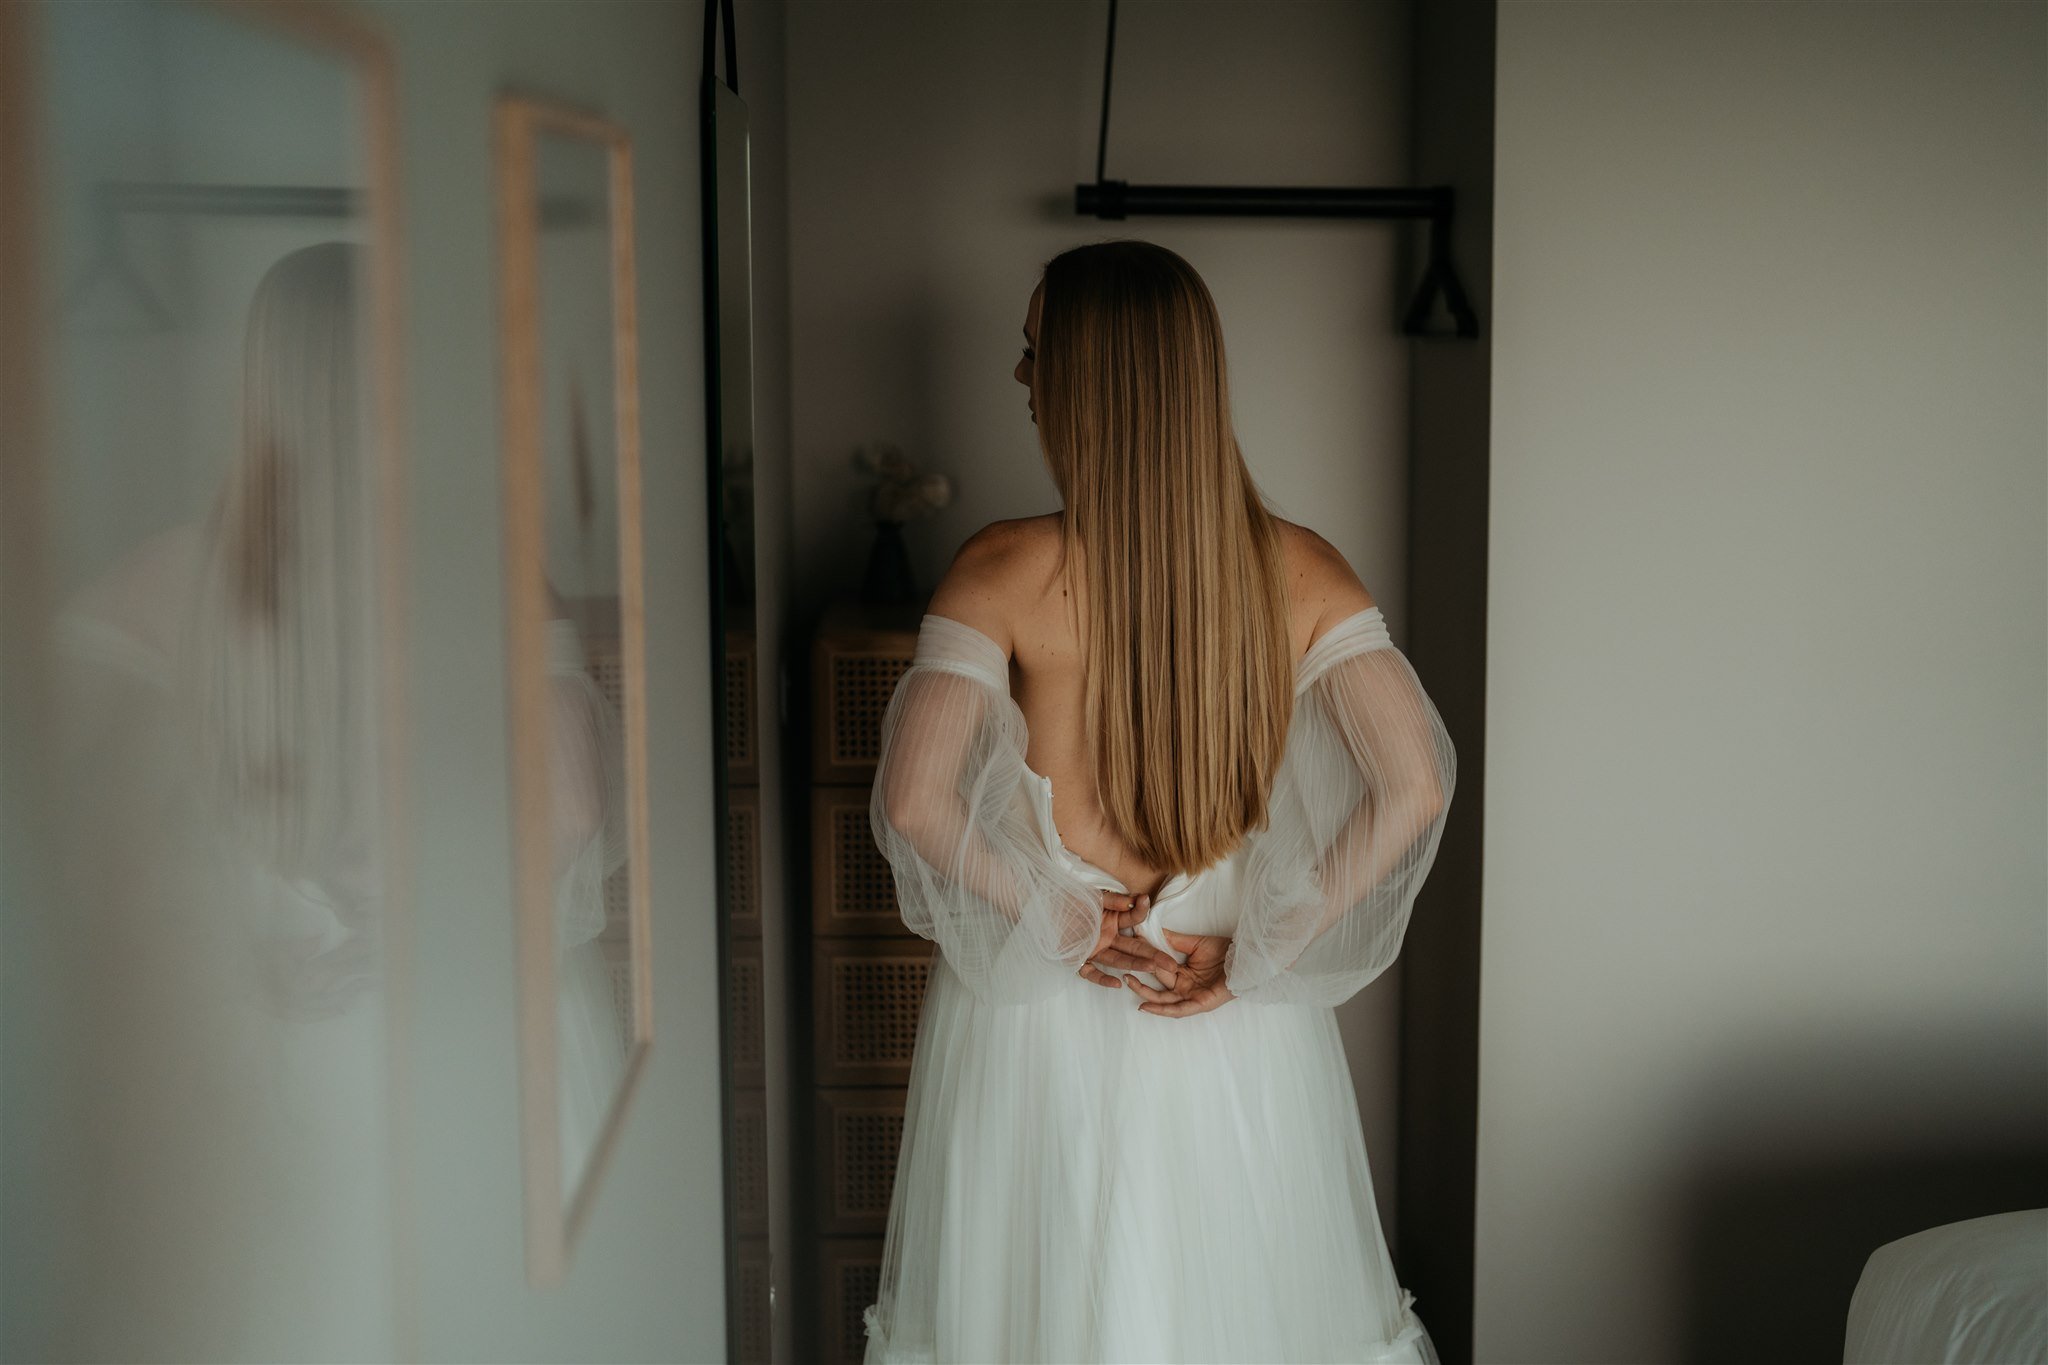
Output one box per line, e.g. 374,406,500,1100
785,0,1423,1234
1477,4,2047,1360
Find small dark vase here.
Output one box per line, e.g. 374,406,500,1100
859,519,920,606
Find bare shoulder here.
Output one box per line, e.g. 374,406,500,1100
1271,516,1378,641
923,513,1062,654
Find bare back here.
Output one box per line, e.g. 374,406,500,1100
924,512,1378,899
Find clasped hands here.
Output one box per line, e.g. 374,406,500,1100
1078,890,1236,1017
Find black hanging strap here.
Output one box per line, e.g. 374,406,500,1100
704,0,738,96
1094,0,1118,186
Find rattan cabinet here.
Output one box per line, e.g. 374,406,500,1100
804,603,925,1364
721,628,770,1364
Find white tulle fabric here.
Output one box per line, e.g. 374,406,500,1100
45,525,399,1362
543,617,632,1192
544,617,629,951
862,608,1455,1364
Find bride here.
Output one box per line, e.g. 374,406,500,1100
860,239,1457,1364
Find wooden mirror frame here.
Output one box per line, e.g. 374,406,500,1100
494,91,652,1289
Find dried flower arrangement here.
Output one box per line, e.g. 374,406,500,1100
849,442,952,606
852,441,953,523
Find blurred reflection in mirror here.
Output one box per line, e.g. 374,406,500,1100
4,4,406,1358
545,565,630,1192
63,242,380,1014
535,128,634,1203
45,241,396,1361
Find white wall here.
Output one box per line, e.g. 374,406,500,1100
785,0,1422,1231
1477,4,2047,1360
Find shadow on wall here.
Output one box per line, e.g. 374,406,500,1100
1673,1022,2048,1364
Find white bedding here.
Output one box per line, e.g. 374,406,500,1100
1844,1207,2047,1364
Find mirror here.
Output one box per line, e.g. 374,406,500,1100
703,57,771,1365
8,0,406,1358
494,92,652,1287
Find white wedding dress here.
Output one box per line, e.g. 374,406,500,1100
38,524,627,1358
543,616,633,1191
42,523,400,1362
861,607,1456,1365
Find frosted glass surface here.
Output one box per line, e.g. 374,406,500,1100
11,4,399,1359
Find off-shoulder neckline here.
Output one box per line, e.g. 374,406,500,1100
919,604,1387,680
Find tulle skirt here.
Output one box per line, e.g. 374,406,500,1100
860,948,1437,1365
558,935,629,1188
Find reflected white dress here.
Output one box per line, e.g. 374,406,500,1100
544,616,633,1190
862,607,1457,1365
45,525,399,1363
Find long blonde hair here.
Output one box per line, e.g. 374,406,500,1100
1034,240,1292,877
181,242,384,1020
187,241,372,887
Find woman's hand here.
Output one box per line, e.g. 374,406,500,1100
1077,891,1177,989
1124,927,1237,1016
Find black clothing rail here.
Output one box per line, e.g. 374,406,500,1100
1074,0,1479,340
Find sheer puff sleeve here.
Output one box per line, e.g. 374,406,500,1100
1224,606,1456,1009
869,615,1105,1007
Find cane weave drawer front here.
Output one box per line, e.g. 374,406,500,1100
731,1234,771,1364
812,937,932,1087
820,1237,886,1365
578,612,622,716
727,936,766,1089
725,783,762,937
732,1084,770,1237
804,607,927,1362
724,629,758,784
815,1088,908,1235
810,625,918,785
810,786,908,936
602,936,633,1058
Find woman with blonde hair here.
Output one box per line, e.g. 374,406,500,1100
862,239,1458,1363
44,243,624,1356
